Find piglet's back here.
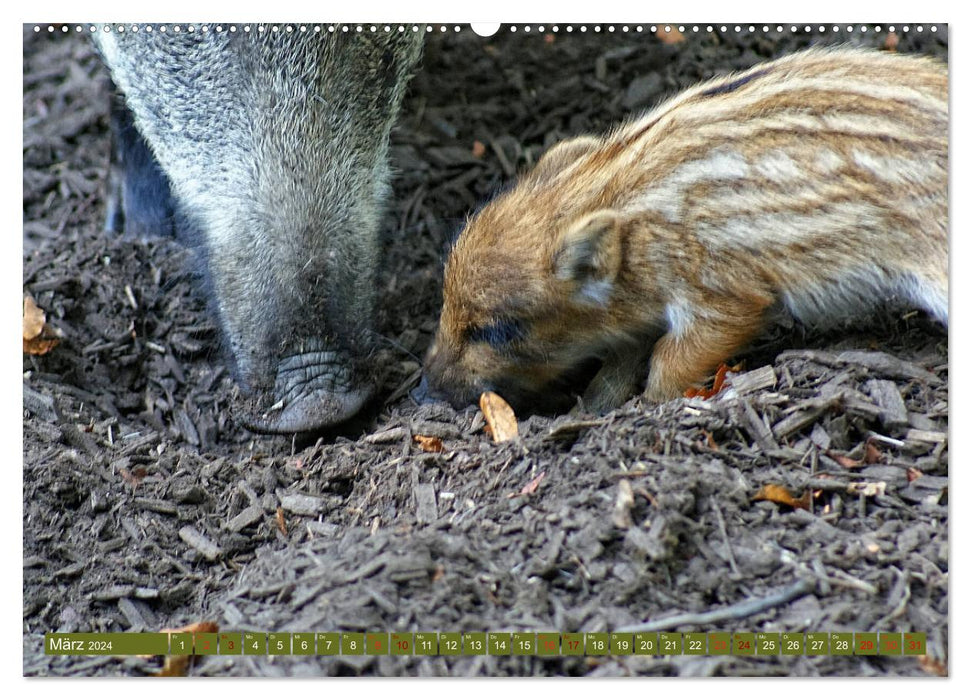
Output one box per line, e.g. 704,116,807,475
540,47,948,325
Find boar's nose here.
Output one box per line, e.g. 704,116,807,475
240,343,375,434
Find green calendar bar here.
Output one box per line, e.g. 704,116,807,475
316,632,339,655
219,633,242,655
367,632,389,655
855,633,879,656
267,633,290,655
488,632,511,656
684,632,706,656
391,632,413,656
831,633,854,656
659,632,681,655
757,633,780,656
733,633,756,655
243,632,265,655
635,632,658,655
513,633,535,656
41,630,932,656
904,633,926,655
537,633,560,656
708,633,730,655
880,633,902,656
342,633,365,655
195,632,218,655
415,632,438,655
170,633,193,655
462,632,486,655
292,633,314,655
806,633,828,655
45,633,168,656
439,633,462,655
586,633,609,656
561,632,584,656
782,633,804,656
610,633,633,656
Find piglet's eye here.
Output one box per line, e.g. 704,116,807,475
467,318,525,347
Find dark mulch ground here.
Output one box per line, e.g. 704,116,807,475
23,24,948,677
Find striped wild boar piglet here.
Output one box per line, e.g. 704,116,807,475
423,47,948,413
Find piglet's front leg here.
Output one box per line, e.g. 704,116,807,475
644,302,767,402
582,344,655,413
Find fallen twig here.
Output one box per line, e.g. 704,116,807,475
617,578,815,633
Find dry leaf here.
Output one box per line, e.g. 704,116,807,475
275,507,288,536
753,484,811,510
119,467,145,489
414,435,444,452
828,451,863,469
480,391,518,442
472,140,487,158
684,362,737,399
520,470,545,496
23,295,61,355
656,26,685,44
907,467,924,482
23,296,45,339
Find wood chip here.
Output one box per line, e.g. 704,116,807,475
737,399,779,453
777,349,940,385
414,483,438,524
278,492,328,516
864,379,909,431
23,383,61,422
545,419,605,441
772,395,842,439
364,426,409,444
613,478,635,529
480,391,518,442
178,526,222,561
224,504,263,533
410,420,463,440
905,429,947,444
727,365,777,395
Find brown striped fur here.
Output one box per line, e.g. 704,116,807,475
424,47,948,412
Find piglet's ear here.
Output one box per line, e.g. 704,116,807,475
553,211,622,307
533,136,601,181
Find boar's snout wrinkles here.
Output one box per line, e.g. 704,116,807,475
95,27,423,434
424,47,948,414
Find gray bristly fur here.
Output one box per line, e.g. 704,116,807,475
95,26,423,431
